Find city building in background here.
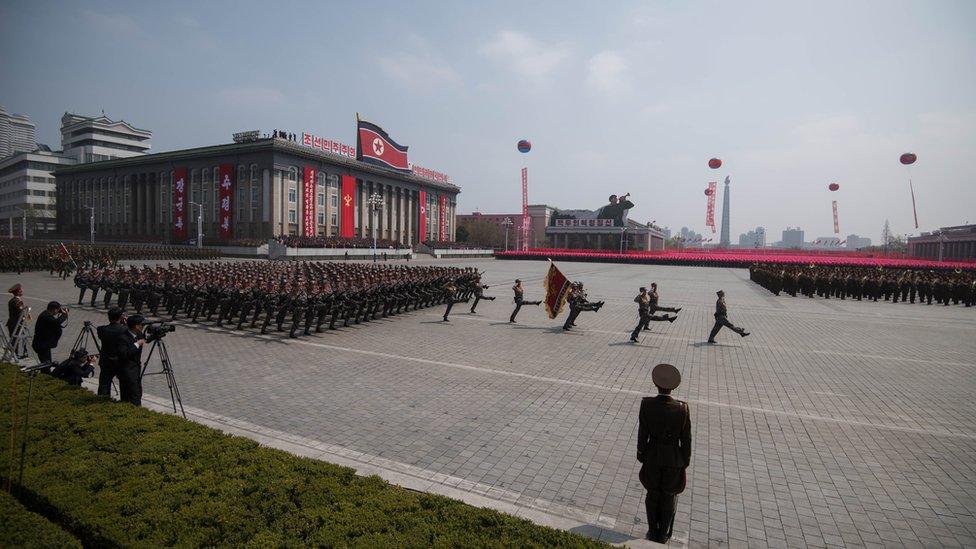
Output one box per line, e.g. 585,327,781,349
0,105,37,160
0,150,75,236
811,236,842,248
738,226,766,248
908,224,976,261
55,134,459,244
678,226,706,247
60,112,152,163
781,227,805,248
846,234,872,249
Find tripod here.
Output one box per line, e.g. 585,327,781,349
70,321,117,398
140,336,186,418
13,362,50,496
1,308,32,365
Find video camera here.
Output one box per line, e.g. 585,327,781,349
144,321,176,341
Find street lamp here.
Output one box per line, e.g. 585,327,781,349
83,205,95,244
500,217,513,251
367,192,384,262
189,201,203,248
619,227,627,253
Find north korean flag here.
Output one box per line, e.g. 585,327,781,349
356,119,409,172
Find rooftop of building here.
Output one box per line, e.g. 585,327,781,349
61,111,152,136
53,137,461,193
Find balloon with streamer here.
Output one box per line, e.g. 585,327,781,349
900,153,917,165
708,158,722,169
828,183,839,191
517,140,531,153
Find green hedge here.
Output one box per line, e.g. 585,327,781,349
0,365,602,547
0,491,83,548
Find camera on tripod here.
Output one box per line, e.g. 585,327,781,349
145,321,176,341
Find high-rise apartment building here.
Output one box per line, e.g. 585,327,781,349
0,105,37,159
61,112,151,163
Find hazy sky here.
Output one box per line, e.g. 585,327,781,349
2,0,974,242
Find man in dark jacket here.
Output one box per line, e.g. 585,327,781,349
96,307,127,397
637,363,692,543
31,301,69,363
707,290,749,343
115,314,146,406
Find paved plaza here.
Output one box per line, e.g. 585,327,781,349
4,259,976,547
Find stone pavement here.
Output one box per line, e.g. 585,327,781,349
4,259,975,548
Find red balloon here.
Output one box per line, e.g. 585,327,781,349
708,158,722,169
900,152,917,165
828,183,839,191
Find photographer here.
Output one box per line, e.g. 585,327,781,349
31,301,69,363
52,349,97,386
115,314,147,406
96,307,127,397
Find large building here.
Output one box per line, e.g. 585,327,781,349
55,134,459,245
738,226,766,248
846,234,872,250
0,105,36,160
60,112,152,163
908,224,976,261
0,150,75,236
457,205,556,249
781,227,804,248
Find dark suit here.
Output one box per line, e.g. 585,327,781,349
96,323,127,397
31,310,66,363
115,330,145,406
637,395,691,543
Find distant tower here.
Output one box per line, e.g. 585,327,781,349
719,176,731,247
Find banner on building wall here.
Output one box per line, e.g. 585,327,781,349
173,167,187,241
340,175,356,238
438,194,447,241
418,188,427,241
303,166,317,236
218,164,234,241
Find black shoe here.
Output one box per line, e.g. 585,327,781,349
630,336,638,342
741,331,750,337
707,339,716,344
668,316,676,323
470,309,476,314
563,326,570,331
674,307,682,313
443,317,449,322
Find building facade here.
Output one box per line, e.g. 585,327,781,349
54,137,459,245
0,150,76,236
0,105,37,160
60,112,151,163
738,226,766,248
846,234,872,250
457,204,556,249
908,225,976,262
781,227,804,248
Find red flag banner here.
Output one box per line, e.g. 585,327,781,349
438,194,447,240
543,261,572,319
340,175,356,238
173,167,187,241
832,200,840,235
303,166,317,236
218,164,234,241
356,119,409,172
706,181,717,233
909,180,919,229
521,168,529,250
419,188,427,241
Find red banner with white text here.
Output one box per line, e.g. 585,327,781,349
173,167,187,241
218,164,234,241
303,166,317,236
706,181,717,233
418,188,427,241
438,194,447,241
340,175,356,238
832,200,840,235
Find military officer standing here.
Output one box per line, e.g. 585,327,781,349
637,363,692,544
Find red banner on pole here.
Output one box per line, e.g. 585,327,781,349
173,167,187,241
438,194,447,240
909,180,919,229
543,261,571,319
418,188,427,241
832,200,840,235
706,181,717,233
303,166,317,236
217,164,234,241
339,175,356,238
521,167,529,250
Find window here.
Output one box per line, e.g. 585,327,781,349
250,164,258,184
288,188,297,203
317,212,325,225
288,167,297,182
330,212,338,226
317,193,324,207
330,194,338,208
288,210,296,223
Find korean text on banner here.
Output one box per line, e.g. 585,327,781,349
218,164,234,240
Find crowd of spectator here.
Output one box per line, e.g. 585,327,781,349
422,240,491,250
273,235,402,249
